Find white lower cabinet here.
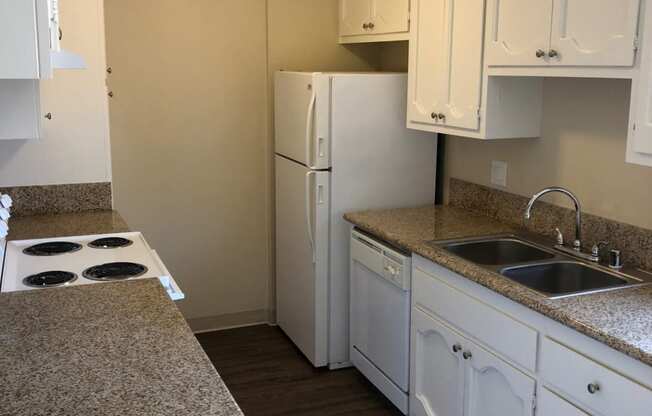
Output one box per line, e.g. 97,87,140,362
464,338,535,416
411,256,652,416
411,308,535,416
538,389,590,416
411,308,465,416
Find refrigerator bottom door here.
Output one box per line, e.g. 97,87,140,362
275,155,330,367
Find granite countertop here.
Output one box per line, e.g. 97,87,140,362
0,279,243,416
6,210,129,241
345,205,652,367
1,211,242,415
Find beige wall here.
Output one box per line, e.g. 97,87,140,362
105,0,270,324
105,0,380,328
0,0,111,187
446,78,652,230
377,42,652,230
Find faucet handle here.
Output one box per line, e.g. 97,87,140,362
554,228,564,246
591,241,609,259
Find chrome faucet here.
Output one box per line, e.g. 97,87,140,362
524,187,583,251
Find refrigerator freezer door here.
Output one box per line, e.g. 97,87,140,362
275,72,330,169
275,155,330,367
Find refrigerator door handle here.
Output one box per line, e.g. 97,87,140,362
305,92,317,169
305,171,316,263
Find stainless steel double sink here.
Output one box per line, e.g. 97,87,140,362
431,236,652,299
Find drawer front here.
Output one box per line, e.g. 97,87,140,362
540,337,652,416
413,267,538,372
538,388,589,416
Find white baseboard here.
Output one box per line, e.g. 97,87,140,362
187,309,269,334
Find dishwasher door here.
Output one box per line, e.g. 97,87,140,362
350,230,410,412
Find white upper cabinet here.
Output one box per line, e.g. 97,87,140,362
407,0,544,139
340,0,373,36
0,0,50,79
339,0,410,43
372,0,410,34
627,0,652,167
550,0,640,67
487,0,641,69
408,0,484,131
486,0,554,67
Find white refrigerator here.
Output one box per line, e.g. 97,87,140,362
275,72,437,368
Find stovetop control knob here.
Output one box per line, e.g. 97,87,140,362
0,208,9,221
0,194,12,209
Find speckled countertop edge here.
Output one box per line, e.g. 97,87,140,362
344,205,652,367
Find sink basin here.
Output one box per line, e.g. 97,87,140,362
501,261,629,298
441,238,555,266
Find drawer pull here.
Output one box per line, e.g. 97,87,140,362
587,382,601,394
463,351,473,360
452,344,462,353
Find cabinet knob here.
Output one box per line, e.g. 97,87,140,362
535,49,546,58
462,351,473,360
368,22,375,29
108,91,114,98
587,382,601,394
363,23,369,29
44,112,52,120
438,113,446,121
548,49,559,58
431,112,437,120
452,344,462,353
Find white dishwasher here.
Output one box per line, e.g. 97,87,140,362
350,229,411,414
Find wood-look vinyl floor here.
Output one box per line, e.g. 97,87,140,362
197,325,403,416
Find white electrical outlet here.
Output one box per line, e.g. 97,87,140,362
491,161,508,187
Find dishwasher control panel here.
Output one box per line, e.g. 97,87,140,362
351,230,411,291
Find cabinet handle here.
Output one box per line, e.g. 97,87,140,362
44,113,52,120
535,49,546,58
462,351,473,360
452,344,462,353
368,22,375,29
548,49,559,58
362,23,369,29
587,383,601,394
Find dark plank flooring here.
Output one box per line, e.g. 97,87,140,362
197,325,403,416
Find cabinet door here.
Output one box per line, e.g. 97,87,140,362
550,0,640,67
0,1,40,78
486,0,554,66
410,309,465,416
408,0,484,131
372,0,410,34
340,0,373,36
464,339,536,416
538,389,590,416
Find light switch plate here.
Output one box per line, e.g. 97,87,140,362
491,161,508,187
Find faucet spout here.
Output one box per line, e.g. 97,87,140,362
524,187,583,250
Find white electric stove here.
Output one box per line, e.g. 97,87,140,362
0,232,184,301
